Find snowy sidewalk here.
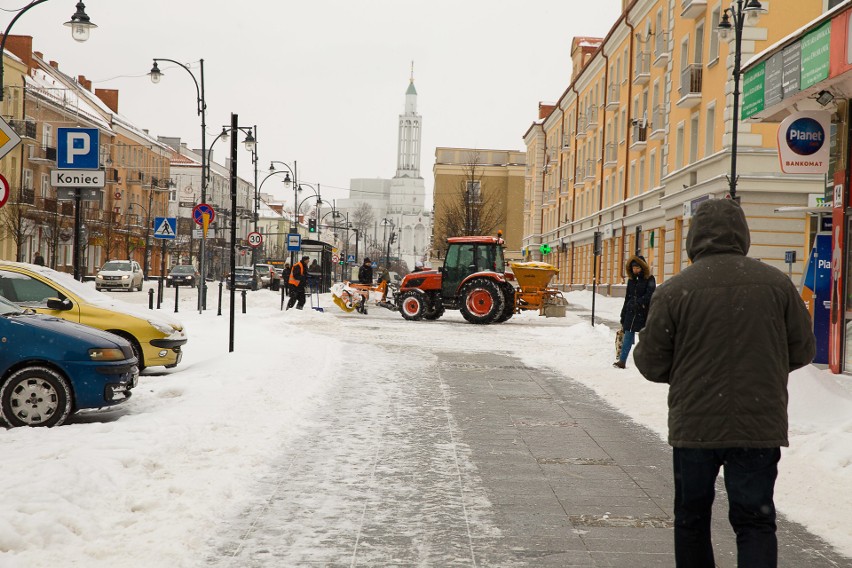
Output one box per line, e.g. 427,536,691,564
205,341,847,566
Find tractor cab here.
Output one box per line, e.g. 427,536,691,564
440,237,507,299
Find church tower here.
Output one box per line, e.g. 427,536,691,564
390,63,425,215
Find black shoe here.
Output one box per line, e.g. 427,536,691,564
613,361,625,369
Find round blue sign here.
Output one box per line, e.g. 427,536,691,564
785,118,825,156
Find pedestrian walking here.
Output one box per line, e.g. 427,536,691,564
358,257,373,285
281,262,291,297
33,252,45,266
286,256,310,310
613,254,655,368
633,199,816,568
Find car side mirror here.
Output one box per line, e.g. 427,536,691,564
46,297,72,311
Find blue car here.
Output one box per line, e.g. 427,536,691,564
0,295,138,427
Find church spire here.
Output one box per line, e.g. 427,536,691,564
397,63,421,178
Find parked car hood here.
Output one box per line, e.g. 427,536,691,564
5,311,130,348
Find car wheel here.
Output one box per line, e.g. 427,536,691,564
0,366,73,427
459,278,505,324
111,332,145,372
399,290,426,321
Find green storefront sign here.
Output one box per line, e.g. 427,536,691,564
741,19,831,120
741,61,765,119
801,21,831,90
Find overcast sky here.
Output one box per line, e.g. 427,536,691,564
4,1,623,206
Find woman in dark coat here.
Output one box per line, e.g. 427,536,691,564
614,254,656,368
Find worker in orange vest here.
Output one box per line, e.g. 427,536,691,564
287,256,310,310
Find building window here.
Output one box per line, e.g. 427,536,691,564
705,104,716,156
676,124,685,170
709,8,721,64
41,173,49,198
650,151,657,188
690,114,700,164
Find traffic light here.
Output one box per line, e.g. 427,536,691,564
308,219,317,233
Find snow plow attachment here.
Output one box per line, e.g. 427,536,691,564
508,261,568,317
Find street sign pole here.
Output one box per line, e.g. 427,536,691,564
73,188,82,280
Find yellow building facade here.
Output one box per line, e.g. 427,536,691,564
524,0,827,292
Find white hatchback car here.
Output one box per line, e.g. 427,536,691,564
95,260,144,292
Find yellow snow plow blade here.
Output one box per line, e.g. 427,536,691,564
332,294,357,312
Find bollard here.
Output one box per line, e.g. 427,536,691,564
202,282,208,311
157,280,163,309
174,283,180,313
281,283,286,310
148,287,154,310
218,281,223,316
241,289,247,314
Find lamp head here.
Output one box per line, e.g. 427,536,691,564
717,10,732,39
65,1,97,43
149,61,162,84
817,90,835,107
744,0,766,25
282,172,292,189
243,130,256,153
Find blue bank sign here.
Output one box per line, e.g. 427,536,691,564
777,111,830,174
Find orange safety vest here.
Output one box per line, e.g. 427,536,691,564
289,261,306,286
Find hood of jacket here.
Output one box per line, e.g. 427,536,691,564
624,254,650,278
686,199,750,262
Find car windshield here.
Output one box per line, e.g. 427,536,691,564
171,266,196,274
27,265,111,303
0,294,23,316
102,261,132,272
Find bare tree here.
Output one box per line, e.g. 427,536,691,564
0,187,35,261
351,202,375,238
433,151,505,257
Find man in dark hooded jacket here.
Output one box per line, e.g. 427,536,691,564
634,199,815,568
614,254,655,368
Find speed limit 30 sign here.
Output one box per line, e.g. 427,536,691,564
247,231,263,248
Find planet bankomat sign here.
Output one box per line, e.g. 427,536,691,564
777,111,830,174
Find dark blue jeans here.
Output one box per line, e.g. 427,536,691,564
673,447,780,568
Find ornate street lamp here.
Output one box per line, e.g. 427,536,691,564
149,56,208,311
717,0,766,201
0,1,96,101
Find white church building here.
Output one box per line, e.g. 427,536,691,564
336,72,432,270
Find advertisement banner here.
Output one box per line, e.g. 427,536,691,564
801,232,832,364
777,111,831,174
801,21,832,89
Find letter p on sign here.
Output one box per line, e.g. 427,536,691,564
57,127,99,170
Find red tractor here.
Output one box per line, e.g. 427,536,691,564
397,235,516,324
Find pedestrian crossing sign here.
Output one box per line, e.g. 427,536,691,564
347,254,356,263
153,217,177,240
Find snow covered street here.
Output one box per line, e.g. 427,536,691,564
1,283,851,566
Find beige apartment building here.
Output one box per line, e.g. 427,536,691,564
433,147,526,260
524,0,827,292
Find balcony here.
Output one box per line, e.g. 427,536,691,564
653,32,670,68
681,0,707,19
604,142,618,168
576,113,587,138
126,171,144,184
677,64,703,108
20,187,35,205
28,146,57,164
634,52,651,85
630,123,648,151
586,106,598,131
606,83,620,110
9,119,36,139
584,159,596,181
574,162,586,187
649,106,666,140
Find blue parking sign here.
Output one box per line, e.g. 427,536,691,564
57,127,100,170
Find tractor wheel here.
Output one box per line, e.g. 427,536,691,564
495,286,516,323
423,300,445,321
399,291,426,321
459,278,505,324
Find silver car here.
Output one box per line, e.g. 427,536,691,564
95,260,144,292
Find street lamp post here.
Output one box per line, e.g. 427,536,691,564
0,1,96,101
717,0,766,201
149,57,206,311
